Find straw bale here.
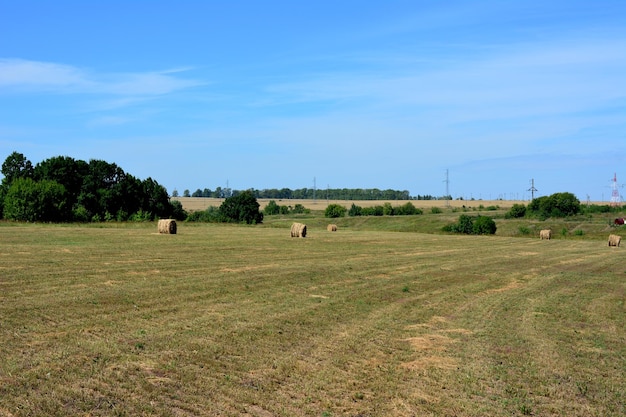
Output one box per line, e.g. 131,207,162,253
539,229,551,240
158,219,177,234
327,224,338,232
291,222,307,238
608,234,621,247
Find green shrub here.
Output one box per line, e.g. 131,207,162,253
219,190,263,224
443,214,496,235
325,203,347,218
517,225,531,235
528,192,580,218
264,200,280,215
348,203,362,216
473,216,497,235
291,204,309,214
431,207,443,214
505,203,526,219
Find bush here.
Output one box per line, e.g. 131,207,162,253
291,204,310,214
325,203,347,218
264,200,280,215
431,207,443,214
505,203,526,219
348,203,362,216
218,190,263,224
473,215,497,235
443,214,496,235
396,202,421,215
528,192,580,218
3,177,67,222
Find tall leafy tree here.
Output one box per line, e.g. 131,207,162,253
219,190,263,224
1,151,33,186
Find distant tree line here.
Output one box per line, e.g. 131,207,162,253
0,151,185,222
175,186,443,201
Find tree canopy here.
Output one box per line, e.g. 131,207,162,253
0,151,183,222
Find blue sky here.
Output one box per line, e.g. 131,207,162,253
1,1,624,201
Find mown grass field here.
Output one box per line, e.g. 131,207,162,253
1,219,624,416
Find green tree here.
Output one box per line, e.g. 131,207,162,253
455,214,475,234
219,190,263,224
505,203,526,219
473,215,497,235
3,178,67,222
348,203,362,216
325,204,347,218
528,192,580,218
1,151,34,186
264,200,280,215
140,177,173,220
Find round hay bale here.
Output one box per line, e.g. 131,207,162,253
291,222,307,238
608,234,621,247
158,219,177,234
327,224,337,232
539,229,551,240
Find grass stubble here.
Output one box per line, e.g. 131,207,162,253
0,221,624,416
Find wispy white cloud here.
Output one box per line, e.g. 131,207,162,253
0,58,203,96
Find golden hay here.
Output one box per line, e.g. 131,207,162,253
290,222,307,238
540,229,551,240
158,219,177,234
608,234,621,247
327,224,338,232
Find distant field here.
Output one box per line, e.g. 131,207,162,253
1,221,624,416
173,197,527,212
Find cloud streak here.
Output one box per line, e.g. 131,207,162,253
0,59,203,96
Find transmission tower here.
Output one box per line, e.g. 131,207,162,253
527,179,537,200
609,173,623,206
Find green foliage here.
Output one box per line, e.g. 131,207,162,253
348,203,362,216
291,203,310,214
264,200,309,216
264,200,280,215
527,192,580,219
1,151,34,186
396,202,422,215
517,226,532,236
349,202,421,217
170,200,187,220
218,190,263,224
1,152,180,222
3,177,67,222
431,207,443,214
473,215,497,235
325,203,347,218
186,206,221,222
505,203,527,219
443,214,496,235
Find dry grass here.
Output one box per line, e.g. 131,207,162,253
173,197,525,212
0,222,624,416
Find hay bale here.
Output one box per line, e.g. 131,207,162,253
290,222,307,238
158,219,177,234
327,224,338,232
608,234,621,247
540,229,551,240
